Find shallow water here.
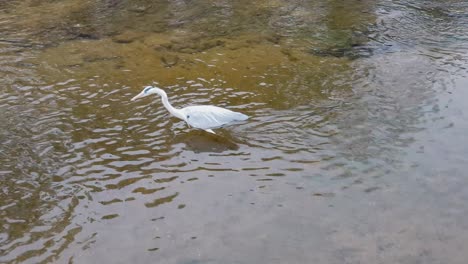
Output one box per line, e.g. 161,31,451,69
1,1,468,263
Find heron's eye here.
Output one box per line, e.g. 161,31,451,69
143,87,152,93
187,115,190,119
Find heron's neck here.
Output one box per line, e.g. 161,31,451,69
158,91,184,120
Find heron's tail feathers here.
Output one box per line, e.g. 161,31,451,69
232,112,248,121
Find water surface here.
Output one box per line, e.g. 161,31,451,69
1,1,468,263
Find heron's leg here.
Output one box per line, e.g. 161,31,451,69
204,129,216,134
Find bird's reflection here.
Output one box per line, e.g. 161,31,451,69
173,130,239,153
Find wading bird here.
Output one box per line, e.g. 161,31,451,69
131,86,248,134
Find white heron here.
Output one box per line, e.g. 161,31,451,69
131,86,248,134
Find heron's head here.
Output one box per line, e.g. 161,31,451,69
131,86,162,101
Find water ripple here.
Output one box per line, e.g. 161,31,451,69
1,0,468,263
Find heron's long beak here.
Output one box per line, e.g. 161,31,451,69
131,92,145,101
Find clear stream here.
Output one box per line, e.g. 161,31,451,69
1,1,468,263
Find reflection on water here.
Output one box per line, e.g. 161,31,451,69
1,0,468,263
173,131,240,153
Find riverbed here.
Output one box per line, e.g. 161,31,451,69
1,1,468,263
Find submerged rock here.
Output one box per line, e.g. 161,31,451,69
160,54,179,67
309,45,374,60
129,5,151,13
112,31,145,43
161,39,225,53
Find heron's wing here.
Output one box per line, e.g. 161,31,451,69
181,105,248,130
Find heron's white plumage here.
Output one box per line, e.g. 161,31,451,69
131,86,248,134
180,105,248,129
